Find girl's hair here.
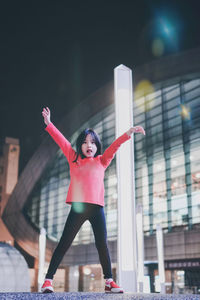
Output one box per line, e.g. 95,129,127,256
72,128,102,163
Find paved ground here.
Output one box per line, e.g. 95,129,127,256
0,293,200,300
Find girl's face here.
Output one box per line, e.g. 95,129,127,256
81,134,97,158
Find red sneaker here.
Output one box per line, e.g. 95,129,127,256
41,280,54,293
105,280,124,293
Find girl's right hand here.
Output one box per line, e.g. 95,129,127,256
42,107,51,126
126,126,145,136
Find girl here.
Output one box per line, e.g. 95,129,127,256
41,107,145,293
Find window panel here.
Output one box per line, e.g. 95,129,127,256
165,86,180,101
190,141,200,224
171,151,188,226
184,79,200,92
152,158,167,228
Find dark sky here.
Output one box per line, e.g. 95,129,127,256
1,0,200,173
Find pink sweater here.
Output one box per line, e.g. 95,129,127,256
45,122,131,206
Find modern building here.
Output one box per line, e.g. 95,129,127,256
2,47,200,293
0,137,31,292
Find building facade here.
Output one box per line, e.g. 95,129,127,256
0,137,20,245
3,47,200,293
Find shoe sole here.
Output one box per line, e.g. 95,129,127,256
105,290,124,294
41,288,54,293
105,290,124,293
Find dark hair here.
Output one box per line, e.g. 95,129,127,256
72,128,102,163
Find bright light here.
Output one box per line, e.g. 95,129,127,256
163,25,170,35
159,17,175,38
180,104,191,120
83,267,91,275
135,80,156,112
151,16,179,56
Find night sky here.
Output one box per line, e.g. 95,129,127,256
1,0,200,174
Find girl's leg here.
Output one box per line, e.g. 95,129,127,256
46,206,86,279
89,206,112,279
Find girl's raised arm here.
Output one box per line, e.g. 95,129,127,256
42,107,76,162
100,126,145,169
42,107,51,126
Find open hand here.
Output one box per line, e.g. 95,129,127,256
42,107,51,126
126,126,145,136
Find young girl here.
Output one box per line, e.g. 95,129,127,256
41,107,145,293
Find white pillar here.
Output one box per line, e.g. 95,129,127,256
136,203,145,292
156,224,166,293
114,64,137,292
38,228,46,291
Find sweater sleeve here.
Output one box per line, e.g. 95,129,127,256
45,122,76,162
100,132,131,168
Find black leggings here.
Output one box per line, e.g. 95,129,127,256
46,202,112,279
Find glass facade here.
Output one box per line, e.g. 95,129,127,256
134,76,200,234
25,75,200,244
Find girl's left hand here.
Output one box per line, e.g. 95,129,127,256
126,126,145,136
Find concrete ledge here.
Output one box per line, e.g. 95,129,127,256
0,293,200,300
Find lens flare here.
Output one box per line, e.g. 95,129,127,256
152,38,164,57
83,267,91,275
72,202,85,213
159,18,174,38
134,80,156,112
180,104,191,120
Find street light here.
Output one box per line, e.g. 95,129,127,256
114,64,137,292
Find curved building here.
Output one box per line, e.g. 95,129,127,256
3,47,200,293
